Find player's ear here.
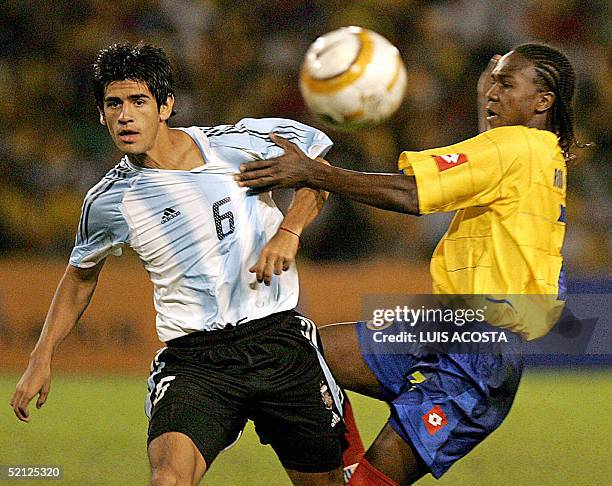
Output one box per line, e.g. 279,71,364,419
99,110,106,126
159,94,174,122
535,91,555,114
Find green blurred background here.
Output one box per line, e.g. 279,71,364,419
0,1,609,485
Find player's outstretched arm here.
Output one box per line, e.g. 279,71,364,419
250,165,329,285
10,261,105,422
236,134,419,215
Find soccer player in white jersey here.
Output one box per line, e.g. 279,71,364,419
10,43,351,485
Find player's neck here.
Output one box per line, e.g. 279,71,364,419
129,125,206,170
524,112,551,132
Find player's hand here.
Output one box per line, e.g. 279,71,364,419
478,54,501,133
235,133,315,189
478,54,501,99
10,358,52,422
250,228,300,285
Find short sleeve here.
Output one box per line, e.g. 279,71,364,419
69,180,130,268
398,126,528,214
213,117,333,160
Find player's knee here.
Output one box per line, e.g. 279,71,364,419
148,432,205,486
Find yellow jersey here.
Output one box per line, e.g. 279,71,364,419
398,126,567,340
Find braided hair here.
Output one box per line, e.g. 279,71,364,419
512,43,577,159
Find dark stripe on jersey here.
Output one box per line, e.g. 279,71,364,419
213,131,306,148
79,179,118,243
244,126,309,142
78,182,108,243
107,169,128,179
200,125,309,143
199,125,233,137
200,122,309,134
270,124,309,133
112,164,131,173
107,161,136,180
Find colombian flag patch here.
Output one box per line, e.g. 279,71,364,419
433,153,468,171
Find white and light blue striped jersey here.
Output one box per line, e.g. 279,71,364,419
70,118,332,341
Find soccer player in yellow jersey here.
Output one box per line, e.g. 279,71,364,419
236,43,576,484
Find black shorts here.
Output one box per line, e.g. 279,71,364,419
146,311,345,473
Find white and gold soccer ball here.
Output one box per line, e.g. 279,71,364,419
300,26,407,130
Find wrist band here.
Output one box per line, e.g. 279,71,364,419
279,227,302,247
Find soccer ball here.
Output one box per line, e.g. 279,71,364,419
299,26,407,130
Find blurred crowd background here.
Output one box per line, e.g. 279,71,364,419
0,0,609,275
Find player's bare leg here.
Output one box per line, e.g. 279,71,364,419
148,432,206,486
318,322,383,397
285,467,344,485
349,424,426,485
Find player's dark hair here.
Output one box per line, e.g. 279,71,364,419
93,42,175,115
512,43,578,159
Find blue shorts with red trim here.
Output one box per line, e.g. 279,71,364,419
356,321,523,478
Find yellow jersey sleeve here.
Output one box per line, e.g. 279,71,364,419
398,126,529,214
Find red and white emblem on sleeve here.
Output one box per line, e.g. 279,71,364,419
433,153,468,171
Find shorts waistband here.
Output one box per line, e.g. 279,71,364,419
165,310,296,348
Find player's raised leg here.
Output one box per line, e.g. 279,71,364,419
148,432,206,486
318,322,383,398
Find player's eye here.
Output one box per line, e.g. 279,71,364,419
106,101,120,108
134,98,146,106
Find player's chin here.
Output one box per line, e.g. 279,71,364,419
118,142,146,154
486,115,503,128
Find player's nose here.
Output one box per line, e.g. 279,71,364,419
118,105,134,122
486,84,499,101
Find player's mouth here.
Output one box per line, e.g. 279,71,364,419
118,129,139,142
485,108,499,121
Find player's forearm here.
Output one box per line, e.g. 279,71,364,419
30,265,100,362
307,163,420,215
281,186,328,235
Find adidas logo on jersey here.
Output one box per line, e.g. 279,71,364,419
161,207,181,224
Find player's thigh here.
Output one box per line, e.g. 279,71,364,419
318,321,383,397
146,347,247,471
364,423,427,485
148,431,206,486
285,466,344,486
